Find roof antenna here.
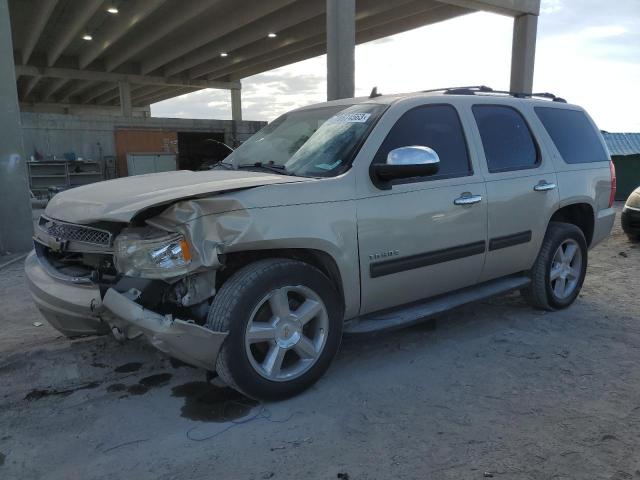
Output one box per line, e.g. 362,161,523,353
369,86,382,98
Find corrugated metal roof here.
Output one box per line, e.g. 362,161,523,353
603,132,640,156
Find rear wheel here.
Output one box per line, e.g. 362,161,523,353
522,222,588,310
207,258,342,400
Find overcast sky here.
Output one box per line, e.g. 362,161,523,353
151,0,640,132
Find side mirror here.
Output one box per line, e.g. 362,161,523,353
371,146,440,184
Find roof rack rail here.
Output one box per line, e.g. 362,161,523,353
422,85,567,103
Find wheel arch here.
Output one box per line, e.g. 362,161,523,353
548,202,595,246
217,248,346,315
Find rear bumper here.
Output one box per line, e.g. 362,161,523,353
24,251,109,337
591,207,616,248
102,288,226,370
622,205,640,236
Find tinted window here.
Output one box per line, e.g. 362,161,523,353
473,105,538,173
373,104,471,179
535,107,608,164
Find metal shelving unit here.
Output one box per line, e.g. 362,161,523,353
28,161,104,197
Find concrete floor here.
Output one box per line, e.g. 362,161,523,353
1,205,638,480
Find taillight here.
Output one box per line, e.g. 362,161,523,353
609,159,616,208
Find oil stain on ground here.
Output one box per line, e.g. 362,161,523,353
169,358,196,369
139,373,172,388
114,362,142,373
171,382,259,422
106,383,127,393
107,373,173,397
24,382,100,401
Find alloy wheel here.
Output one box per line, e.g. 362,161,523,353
549,238,583,299
244,285,329,382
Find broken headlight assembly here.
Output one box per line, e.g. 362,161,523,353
114,228,192,279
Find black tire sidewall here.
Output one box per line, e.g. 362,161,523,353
543,225,588,309
218,261,342,400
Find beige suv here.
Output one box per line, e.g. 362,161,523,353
26,86,616,400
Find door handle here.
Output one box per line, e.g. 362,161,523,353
454,194,482,206
534,181,556,192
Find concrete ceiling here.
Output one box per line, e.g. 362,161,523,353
9,0,539,108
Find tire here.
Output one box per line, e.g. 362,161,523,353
522,222,588,311
206,258,343,401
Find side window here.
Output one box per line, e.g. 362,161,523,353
473,105,539,173
534,107,608,164
373,104,471,180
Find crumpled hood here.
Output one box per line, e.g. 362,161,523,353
45,170,304,224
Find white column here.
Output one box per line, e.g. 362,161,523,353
510,13,538,93
118,81,132,117
326,0,355,100
0,0,33,253
231,87,242,121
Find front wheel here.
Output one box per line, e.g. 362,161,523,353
207,258,343,401
522,222,588,310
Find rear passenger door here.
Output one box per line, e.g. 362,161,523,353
469,104,559,282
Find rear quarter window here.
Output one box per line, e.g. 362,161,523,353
472,105,539,173
534,107,608,164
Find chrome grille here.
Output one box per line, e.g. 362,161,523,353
39,216,112,247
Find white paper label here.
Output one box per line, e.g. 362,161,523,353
327,112,371,124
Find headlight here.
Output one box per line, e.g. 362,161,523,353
114,228,192,279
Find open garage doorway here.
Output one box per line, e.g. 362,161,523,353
177,131,233,171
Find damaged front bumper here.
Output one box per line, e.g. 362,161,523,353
25,250,226,370
102,288,225,370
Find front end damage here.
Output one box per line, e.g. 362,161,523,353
102,288,225,370
26,194,257,371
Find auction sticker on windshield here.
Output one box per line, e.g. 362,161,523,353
327,112,372,124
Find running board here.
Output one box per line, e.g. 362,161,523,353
344,275,531,334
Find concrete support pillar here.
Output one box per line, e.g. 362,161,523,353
0,0,33,254
326,0,355,100
510,13,538,94
118,81,132,117
231,87,242,121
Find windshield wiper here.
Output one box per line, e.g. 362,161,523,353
236,162,290,175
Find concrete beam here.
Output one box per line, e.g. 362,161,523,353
132,86,177,106
78,0,167,69
15,66,240,91
0,0,33,253
135,87,200,107
224,4,468,82
118,82,132,117
58,80,98,102
46,0,103,66
436,0,539,16
164,0,326,78
104,0,221,72
190,0,420,80
20,101,151,116
140,0,298,75
204,0,443,81
81,83,117,104
231,88,242,121
21,0,58,65
131,85,169,101
22,76,41,100
510,13,537,93
40,78,68,102
326,0,355,100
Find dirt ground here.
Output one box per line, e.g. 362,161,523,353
1,204,638,480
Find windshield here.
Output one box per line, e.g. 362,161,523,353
223,103,385,177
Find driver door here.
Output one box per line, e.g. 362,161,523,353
356,103,488,315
